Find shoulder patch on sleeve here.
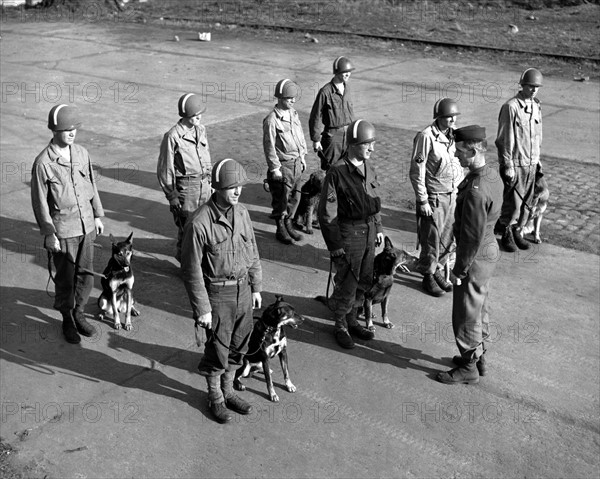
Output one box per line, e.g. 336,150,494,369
414,153,425,164
327,191,336,202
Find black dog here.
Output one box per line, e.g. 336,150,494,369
293,170,325,234
363,236,418,331
98,232,139,330
234,296,304,402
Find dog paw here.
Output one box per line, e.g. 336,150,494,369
113,322,121,330
269,393,280,402
123,323,133,331
234,381,246,391
285,381,297,393
383,321,395,329
306,229,314,235
534,236,542,244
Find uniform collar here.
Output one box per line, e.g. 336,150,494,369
330,79,346,94
175,120,199,141
516,91,540,108
344,156,367,178
430,123,453,143
273,105,295,120
47,141,72,166
207,195,240,230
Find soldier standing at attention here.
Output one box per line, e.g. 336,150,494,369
158,93,212,263
436,125,503,385
495,68,544,252
309,56,355,171
319,119,383,350
263,79,307,245
409,98,463,297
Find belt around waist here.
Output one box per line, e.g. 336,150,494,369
325,124,349,131
339,217,375,226
177,173,210,181
209,275,248,287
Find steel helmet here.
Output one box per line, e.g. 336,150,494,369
178,93,206,118
47,104,82,131
519,68,543,87
333,56,355,75
211,158,248,190
433,98,460,119
347,119,376,145
274,79,299,99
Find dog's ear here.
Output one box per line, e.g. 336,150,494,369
126,232,133,244
384,236,393,250
109,233,117,245
275,295,284,303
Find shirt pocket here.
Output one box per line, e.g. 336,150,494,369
77,167,96,201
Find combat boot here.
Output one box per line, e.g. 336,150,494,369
275,218,293,245
284,217,303,242
436,361,479,385
346,307,374,340
73,309,97,337
221,370,253,415
206,375,231,424
453,353,487,376
61,310,81,344
422,273,445,297
512,226,531,250
333,314,355,349
433,270,453,292
501,226,517,252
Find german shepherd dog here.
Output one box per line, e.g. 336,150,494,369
363,236,418,331
293,170,325,234
98,232,139,330
234,296,304,402
315,237,418,331
521,175,549,244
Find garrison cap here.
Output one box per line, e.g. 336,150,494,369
454,125,486,143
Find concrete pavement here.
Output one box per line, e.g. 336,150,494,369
1,20,599,478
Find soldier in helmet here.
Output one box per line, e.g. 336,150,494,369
181,158,262,424
309,56,355,171
31,104,105,344
495,68,544,252
436,125,503,385
318,119,384,349
409,98,463,297
263,79,308,244
157,93,212,263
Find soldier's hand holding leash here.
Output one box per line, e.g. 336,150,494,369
44,234,61,253
194,312,212,346
418,202,433,216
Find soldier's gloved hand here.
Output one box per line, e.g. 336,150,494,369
94,217,104,236
44,234,61,253
270,169,283,181
503,166,515,181
252,292,262,310
169,198,182,215
195,312,212,330
417,202,433,216
313,141,323,153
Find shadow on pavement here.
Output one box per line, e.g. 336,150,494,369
0,286,210,419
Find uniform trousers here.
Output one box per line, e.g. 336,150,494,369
268,158,303,219
52,231,96,314
452,258,496,361
416,192,455,275
499,164,536,228
172,176,211,260
320,127,347,171
198,281,253,381
330,220,376,324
